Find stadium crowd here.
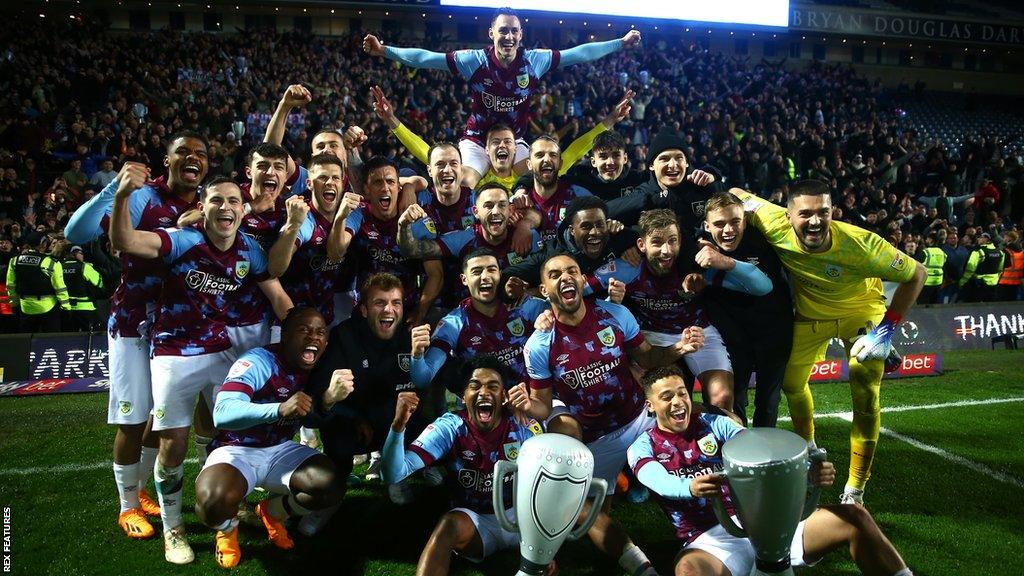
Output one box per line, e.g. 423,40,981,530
0,13,1022,333
0,7,1015,575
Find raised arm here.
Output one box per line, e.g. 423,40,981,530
372,85,430,166
65,162,148,243
326,192,362,262
363,34,448,70
397,204,444,259
268,196,310,278
558,30,640,68
109,169,163,259
265,85,313,182
382,392,429,484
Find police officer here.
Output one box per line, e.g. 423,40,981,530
62,244,105,331
6,236,70,332
960,232,1004,302
918,233,947,305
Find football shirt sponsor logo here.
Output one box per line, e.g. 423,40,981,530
185,269,241,295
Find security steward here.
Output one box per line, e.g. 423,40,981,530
918,234,947,304
959,232,1004,302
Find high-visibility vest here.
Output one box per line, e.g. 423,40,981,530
973,243,1004,286
999,249,1024,287
922,247,946,286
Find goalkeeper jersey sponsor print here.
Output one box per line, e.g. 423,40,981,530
627,413,741,545
735,191,916,320
409,410,540,513
524,299,646,443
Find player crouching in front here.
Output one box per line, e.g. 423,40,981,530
628,366,914,576
382,356,548,576
194,307,346,569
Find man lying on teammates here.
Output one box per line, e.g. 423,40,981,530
628,366,914,576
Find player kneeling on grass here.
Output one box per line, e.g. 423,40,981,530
195,307,346,569
382,355,550,576
627,366,914,576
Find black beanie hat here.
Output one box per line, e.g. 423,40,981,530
647,129,687,164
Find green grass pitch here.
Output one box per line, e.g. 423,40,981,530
0,349,1021,575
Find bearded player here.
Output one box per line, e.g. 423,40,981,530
731,181,926,503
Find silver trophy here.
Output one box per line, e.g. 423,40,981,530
493,434,608,576
711,428,826,576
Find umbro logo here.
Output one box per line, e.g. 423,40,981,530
556,354,570,365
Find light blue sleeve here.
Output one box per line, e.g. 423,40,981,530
570,185,593,198
523,49,555,77
162,227,203,264
381,429,427,484
411,217,438,240
214,350,280,429
438,228,474,256
384,45,450,71
64,178,119,243
411,347,448,389
406,411,462,466
600,300,641,342
287,166,309,198
706,260,773,296
245,234,270,276
343,206,365,236
627,433,694,500
213,392,281,430
593,258,640,289
294,211,316,246
709,413,745,443
520,297,550,322
558,39,623,68
524,330,555,381
448,49,487,79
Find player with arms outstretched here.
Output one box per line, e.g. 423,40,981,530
731,181,926,504
363,7,640,187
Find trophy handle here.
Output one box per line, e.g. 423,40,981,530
567,478,608,540
711,471,747,538
802,448,828,520
492,460,519,533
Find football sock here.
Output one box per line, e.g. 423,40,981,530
214,517,239,534
619,543,656,576
139,446,158,489
847,439,876,491
154,461,185,531
299,427,317,444
848,358,882,491
783,381,816,442
194,435,213,468
267,494,312,520
113,462,141,512
893,569,914,576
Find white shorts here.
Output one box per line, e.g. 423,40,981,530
684,517,815,576
106,334,153,425
644,324,733,376
452,507,519,563
548,405,656,495
227,323,271,361
459,138,530,178
203,441,321,495
150,351,234,431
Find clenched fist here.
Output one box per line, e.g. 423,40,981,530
279,391,313,419
324,369,355,407
392,391,420,432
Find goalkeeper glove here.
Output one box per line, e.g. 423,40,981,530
850,311,901,364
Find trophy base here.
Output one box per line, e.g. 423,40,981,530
750,557,795,576
516,556,549,576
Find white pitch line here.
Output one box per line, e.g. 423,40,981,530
876,424,1024,489
0,457,199,477
3,398,1023,478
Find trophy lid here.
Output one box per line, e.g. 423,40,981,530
722,428,808,468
